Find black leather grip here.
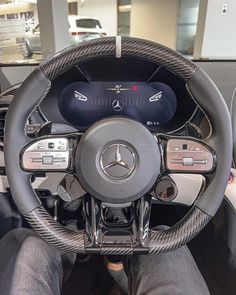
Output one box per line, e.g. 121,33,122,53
187,68,233,217
4,69,51,213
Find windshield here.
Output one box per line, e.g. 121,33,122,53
75,18,102,29
0,0,234,64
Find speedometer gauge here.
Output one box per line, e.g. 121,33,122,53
59,81,177,129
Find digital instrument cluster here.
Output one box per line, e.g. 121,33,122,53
59,81,177,129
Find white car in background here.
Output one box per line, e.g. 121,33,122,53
24,15,106,57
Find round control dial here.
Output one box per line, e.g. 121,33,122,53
155,178,178,202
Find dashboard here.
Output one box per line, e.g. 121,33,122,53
39,57,198,133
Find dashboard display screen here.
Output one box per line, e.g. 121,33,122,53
59,81,177,129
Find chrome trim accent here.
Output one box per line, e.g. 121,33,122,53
116,36,122,58
100,143,136,180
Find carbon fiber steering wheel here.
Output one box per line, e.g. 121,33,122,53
4,37,232,254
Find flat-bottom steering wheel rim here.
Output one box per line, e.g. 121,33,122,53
4,37,232,254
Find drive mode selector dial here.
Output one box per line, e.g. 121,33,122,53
75,117,161,204
100,144,136,180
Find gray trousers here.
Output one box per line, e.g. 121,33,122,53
0,228,210,295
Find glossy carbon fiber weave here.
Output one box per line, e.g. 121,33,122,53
149,207,211,254
24,205,209,255
101,247,133,255
39,37,197,82
24,207,133,254
24,206,85,253
40,37,116,81
121,37,197,81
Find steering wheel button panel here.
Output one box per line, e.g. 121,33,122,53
21,138,70,171
166,139,215,173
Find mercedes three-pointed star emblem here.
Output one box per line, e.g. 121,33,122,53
112,100,125,112
100,144,136,179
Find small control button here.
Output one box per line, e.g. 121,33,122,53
58,146,66,150
59,141,66,146
170,159,183,164
31,158,42,163
37,146,45,150
42,156,53,165
183,157,193,166
26,125,39,134
182,144,188,150
53,157,66,163
27,126,36,132
48,142,55,149
193,160,207,165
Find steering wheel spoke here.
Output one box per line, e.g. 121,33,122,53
157,135,216,175
58,174,87,202
20,134,81,173
83,195,152,254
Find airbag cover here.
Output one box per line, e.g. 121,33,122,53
75,117,160,203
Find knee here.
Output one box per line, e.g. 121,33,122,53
4,228,62,267
22,232,61,265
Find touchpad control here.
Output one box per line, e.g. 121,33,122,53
21,138,70,171
166,139,215,173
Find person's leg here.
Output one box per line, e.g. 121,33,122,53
123,246,210,295
105,256,129,294
123,226,210,295
0,228,63,295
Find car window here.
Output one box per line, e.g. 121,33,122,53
75,19,102,29
0,0,235,64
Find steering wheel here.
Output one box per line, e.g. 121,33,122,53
4,37,232,255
